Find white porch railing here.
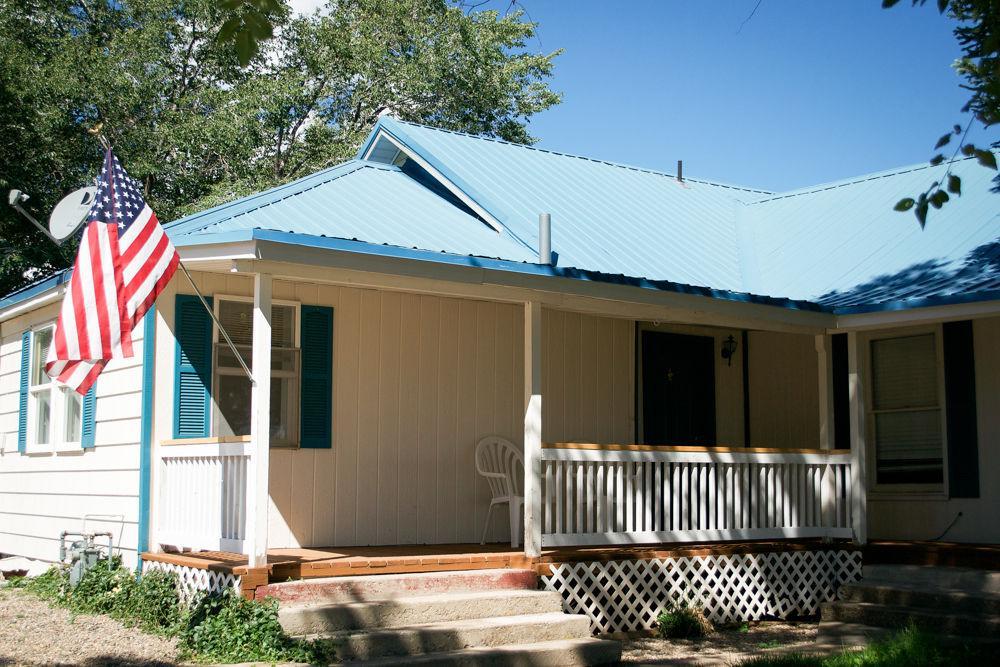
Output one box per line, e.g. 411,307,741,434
540,444,854,547
157,441,249,553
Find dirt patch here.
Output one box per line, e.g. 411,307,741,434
619,620,819,666
0,587,180,667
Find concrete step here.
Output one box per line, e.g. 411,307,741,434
321,612,591,662
821,600,1000,640
343,637,622,666
257,568,538,604
862,564,1000,596
279,589,565,635
815,620,894,649
840,581,1000,616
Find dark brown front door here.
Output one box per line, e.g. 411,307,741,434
641,331,716,446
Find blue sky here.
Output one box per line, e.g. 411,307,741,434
491,0,999,192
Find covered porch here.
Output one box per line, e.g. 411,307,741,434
145,254,870,583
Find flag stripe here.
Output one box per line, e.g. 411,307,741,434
46,149,178,395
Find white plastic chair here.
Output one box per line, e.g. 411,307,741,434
475,436,525,548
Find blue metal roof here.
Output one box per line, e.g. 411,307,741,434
738,156,1000,307
356,117,999,311
165,159,535,263
361,117,770,293
4,118,998,317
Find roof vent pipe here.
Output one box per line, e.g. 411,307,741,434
677,160,683,182
539,213,552,265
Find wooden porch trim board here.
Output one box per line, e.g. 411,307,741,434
141,539,859,597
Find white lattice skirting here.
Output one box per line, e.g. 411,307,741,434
540,549,862,634
142,561,242,604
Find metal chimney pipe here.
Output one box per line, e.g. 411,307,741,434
677,160,683,182
539,213,552,265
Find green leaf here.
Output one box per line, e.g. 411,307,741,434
947,174,961,195
937,0,948,13
915,200,929,228
218,17,242,43
881,0,901,7
894,197,915,212
930,154,945,166
975,149,998,170
953,124,962,134
961,143,977,157
934,133,951,149
236,30,256,67
930,189,950,208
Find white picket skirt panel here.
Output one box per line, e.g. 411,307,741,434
540,448,854,547
157,442,249,553
540,548,862,634
143,561,242,604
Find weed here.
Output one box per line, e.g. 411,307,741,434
657,599,714,639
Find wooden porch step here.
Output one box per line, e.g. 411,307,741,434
256,568,538,603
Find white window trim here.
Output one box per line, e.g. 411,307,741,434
25,323,83,455
862,324,949,498
211,294,301,448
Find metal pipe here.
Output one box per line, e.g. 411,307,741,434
539,213,552,265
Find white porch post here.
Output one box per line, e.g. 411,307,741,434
246,273,272,568
847,331,868,545
523,301,543,558
815,334,835,450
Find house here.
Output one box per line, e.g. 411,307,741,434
1,116,997,632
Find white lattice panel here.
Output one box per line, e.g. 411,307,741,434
540,549,861,634
143,561,241,604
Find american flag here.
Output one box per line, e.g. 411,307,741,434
45,149,180,394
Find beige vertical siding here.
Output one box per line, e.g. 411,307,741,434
747,331,820,449
868,316,1000,543
0,302,144,568
542,310,634,444
262,279,525,548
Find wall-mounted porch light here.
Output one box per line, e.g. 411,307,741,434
721,334,738,366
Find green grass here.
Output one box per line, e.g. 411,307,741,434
735,625,994,667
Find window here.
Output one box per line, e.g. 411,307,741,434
27,325,82,452
212,298,299,447
870,333,943,487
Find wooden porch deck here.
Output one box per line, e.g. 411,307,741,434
141,538,856,584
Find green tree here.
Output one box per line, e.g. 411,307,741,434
885,0,1000,226
0,0,560,296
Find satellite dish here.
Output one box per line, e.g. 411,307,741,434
48,186,97,242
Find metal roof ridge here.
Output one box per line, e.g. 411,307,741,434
380,117,774,196
746,154,995,205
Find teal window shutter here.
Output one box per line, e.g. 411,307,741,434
80,384,97,449
17,330,30,453
174,294,213,438
299,305,333,449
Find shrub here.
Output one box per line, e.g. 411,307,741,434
19,565,69,601
656,599,714,639
14,558,332,664
180,590,336,664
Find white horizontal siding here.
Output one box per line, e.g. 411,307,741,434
0,303,145,568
